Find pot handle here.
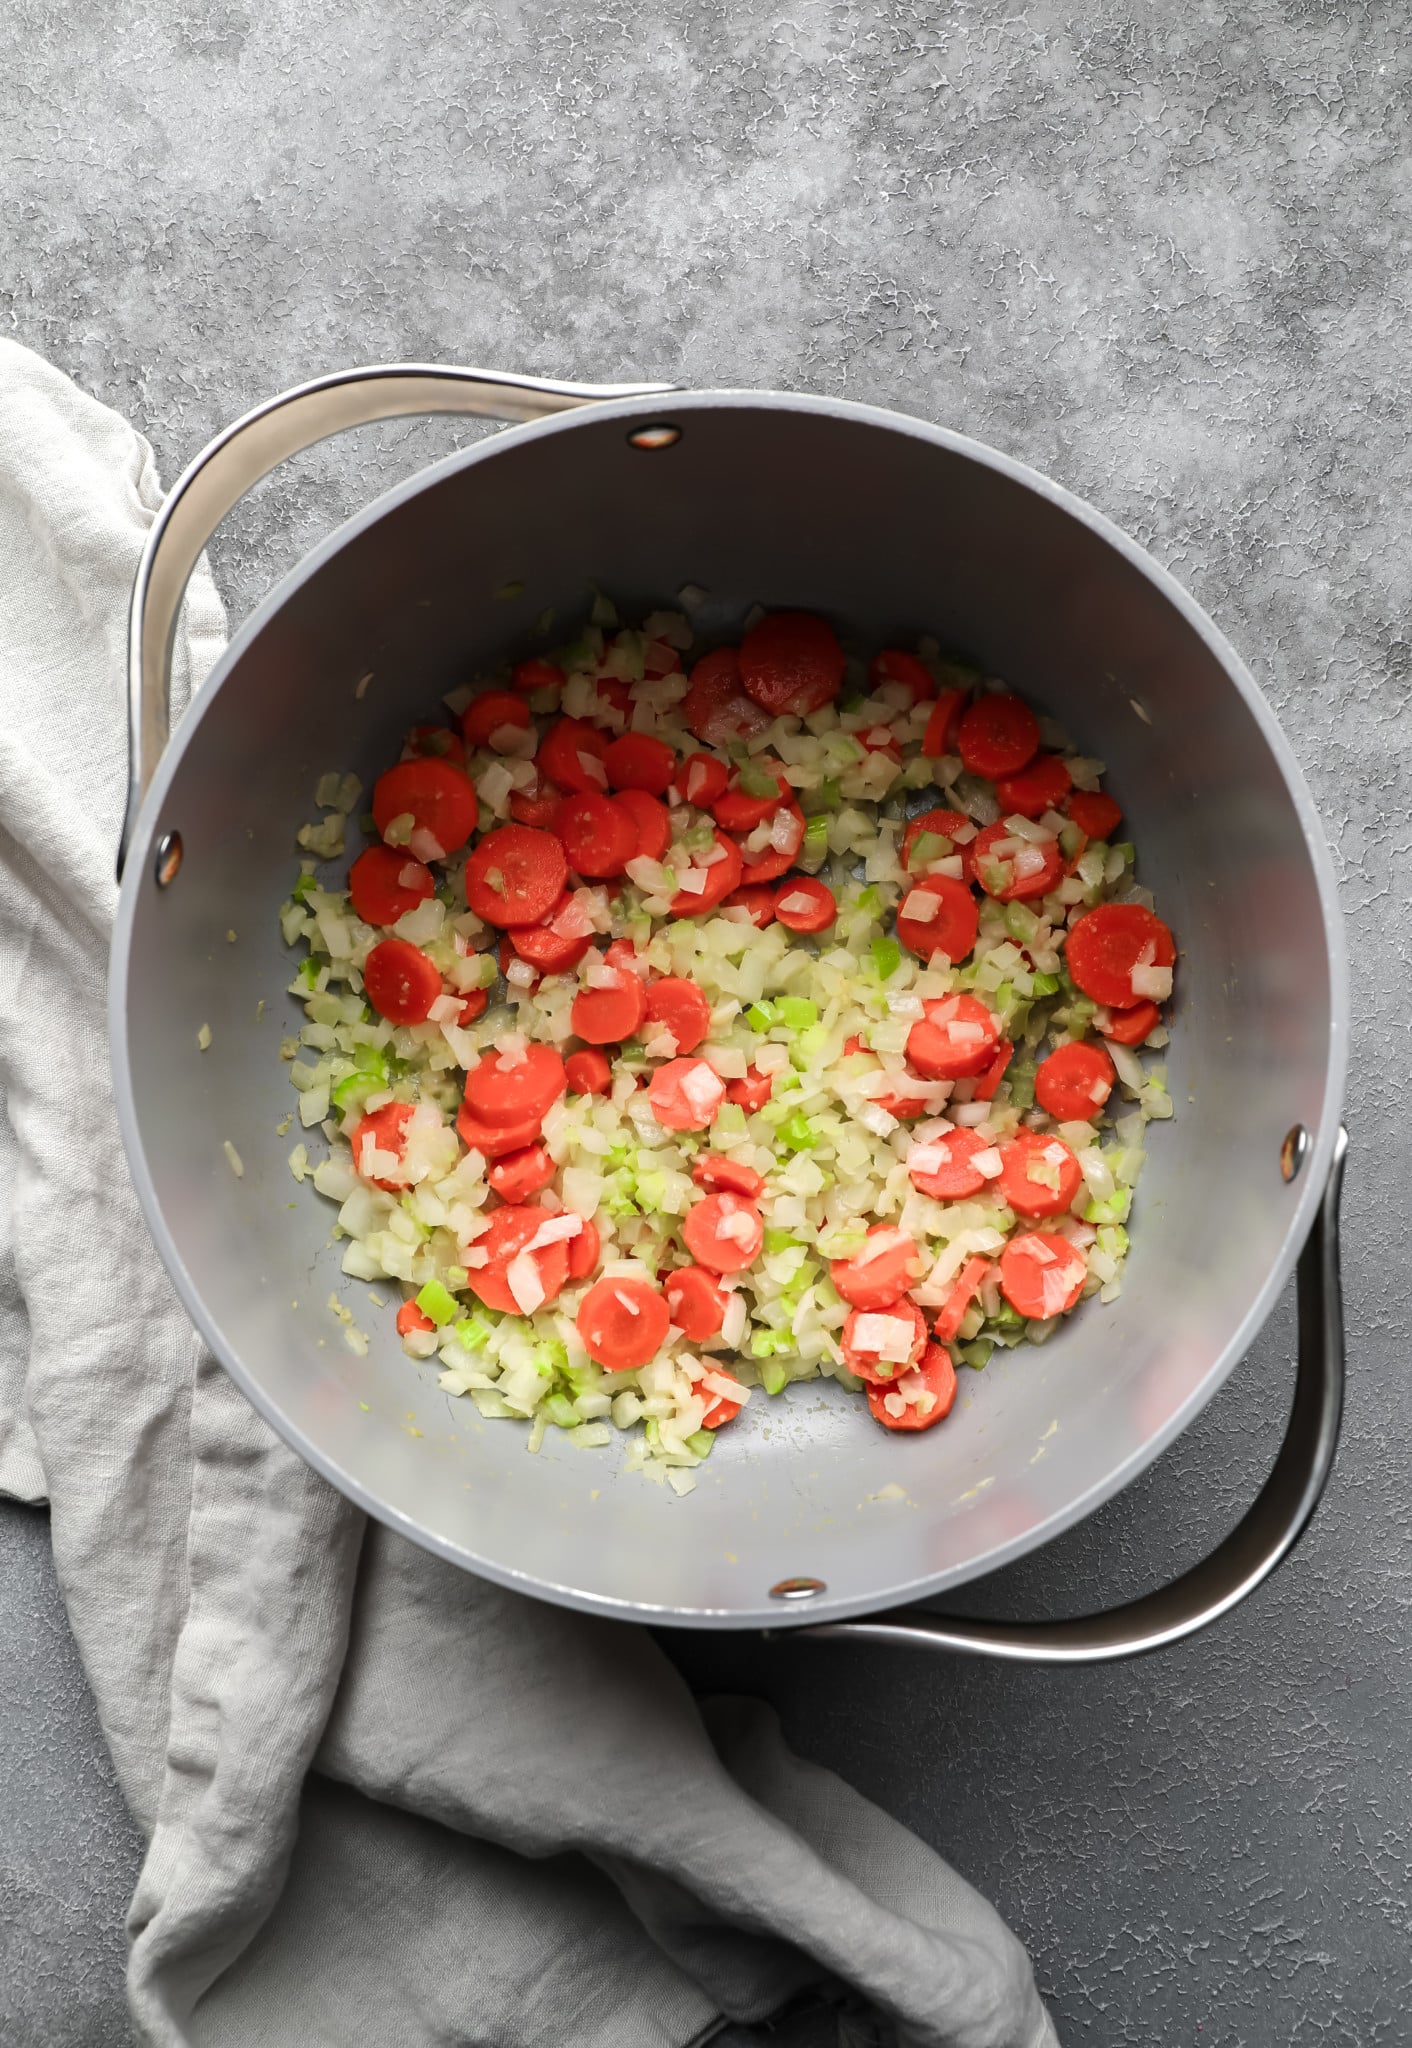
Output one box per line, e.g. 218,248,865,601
120,363,676,877
802,1128,1347,1664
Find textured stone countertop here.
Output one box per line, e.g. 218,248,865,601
3,4,1409,2043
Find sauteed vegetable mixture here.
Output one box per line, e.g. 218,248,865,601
279,602,1175,1490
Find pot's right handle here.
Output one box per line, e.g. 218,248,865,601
120,363,676,878
803,1128,1347,1664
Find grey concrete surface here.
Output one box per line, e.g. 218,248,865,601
2,1,1410,2043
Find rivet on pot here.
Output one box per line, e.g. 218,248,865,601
770,1577,826,1601
627,423,682,451
154,830,183,887
1280,1124,1309,1183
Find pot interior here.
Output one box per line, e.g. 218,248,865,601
112,394,1343,1627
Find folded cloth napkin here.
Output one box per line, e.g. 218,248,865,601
0,338,1058,2048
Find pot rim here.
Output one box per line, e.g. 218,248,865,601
110,385,1349,1626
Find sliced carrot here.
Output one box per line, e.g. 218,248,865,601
670,830,743,914
738,611,846,717
566,1215,600,1281
921,687,967,757
348,844,435,927
458,989,489,1025
998,1130,1083,1219
1099,999,1162,1047
932,1256,990,1344
866,1342,957,1431
1066,904,1175,1010
403,724,467,768
967,820,1064,902
737,804,805,885
691,1153,764,1197
664,1264,728,1342
350,1102,415,1190
868,649,936,704
464,823,568,927
1036,1041,1115,1119
466,1205,570,1314
510,896,593,975
372,757,479,860
682,1191,764,1274
830,1226,922,1311
363,938,442,1024
723,885,777,928
509,783,563,830
996,753,1071,819
648,1057,726,1131
1067,789,1122,841
842,1300,927,1383
604,732,676,796
999,1233,1087,1319
678,751,730,808
906,1125,993,1200
488,1143,556,1201
613,787,671,861
902,807,970,868
712,767,789,833
571,967,648,1045
512,657,565,696
645,977,712,1054
698,1367,747,1429
396,1299,436,1337
463,1043,567,1125
896,875,979,962
604,938,648,977
462,690,531,750
576,1276,671,1371
774,877,837,933
906,994,1001,1080
727,1066,773,1113
557,791,639,878
564,1047,612,1095
956,694,1040,779
681,648,772,747
455,1100,544,1159
537,716,611,794
974,1039,1013,1102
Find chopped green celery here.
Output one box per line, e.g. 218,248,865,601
532,1338,569,1376
637,1170,669,1211
604,1140,632,1167
415,1279,458,1327
686,1429,716,1457
1058,821,1085,861
331,1071,376,1111
750,1329,793,1358
961,1339,994,1370
714,1102,747,1134
908,830,948,869
854,885,881,913
764,1227,802,1255
445,1266,468,1289
1008,1062,1036,1109
355,1043,390,1078
838,691,867,714
756,1098,790,1128
544,1392,580,1429
760,1358,790,1396
1114,842,1135,865
780,1111,817,1151
1031,971,1060,996
801,816,830,860
870,935,901,981
1097,1223,1130,1259
358,811,378,835
297,956,320,988
794,1023,829,1063
643,1417,661,1449
746,1001,776,1032
738,760,782,798
292,872,318,904
776,995,817,1029
1004,902,1041,944
802,777,841,816
1085,1189,1132,1226
456,1312,499,1350
992,1301,1023,1329
995,979,1014,1012
1067,995,1096,1025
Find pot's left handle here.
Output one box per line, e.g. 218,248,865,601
120,363,677,879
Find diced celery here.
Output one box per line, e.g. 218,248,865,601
687,1429,716,1457
961,1339,994,1370
415,1279,458,1327
1005,902,1041,944
780,1111,817,1151
992,1301,1023,1329
794,1023,829,1063
746,1002,775,1033
870,936,901,981
764,1227,801,1255
774,997,815,1032
1097,1223,1130,1259
544,1392,580,1429
739,761,781,798
802,778,841,815
456,1312,499,1350
292,872,317,904
750,1329,791,1358
1114,842,1135,865
908,830,947,869
1031,971,1060,996
1008,1061,1036,1109
800,816,830,864
297,956,320,989
760,1358,789,1396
